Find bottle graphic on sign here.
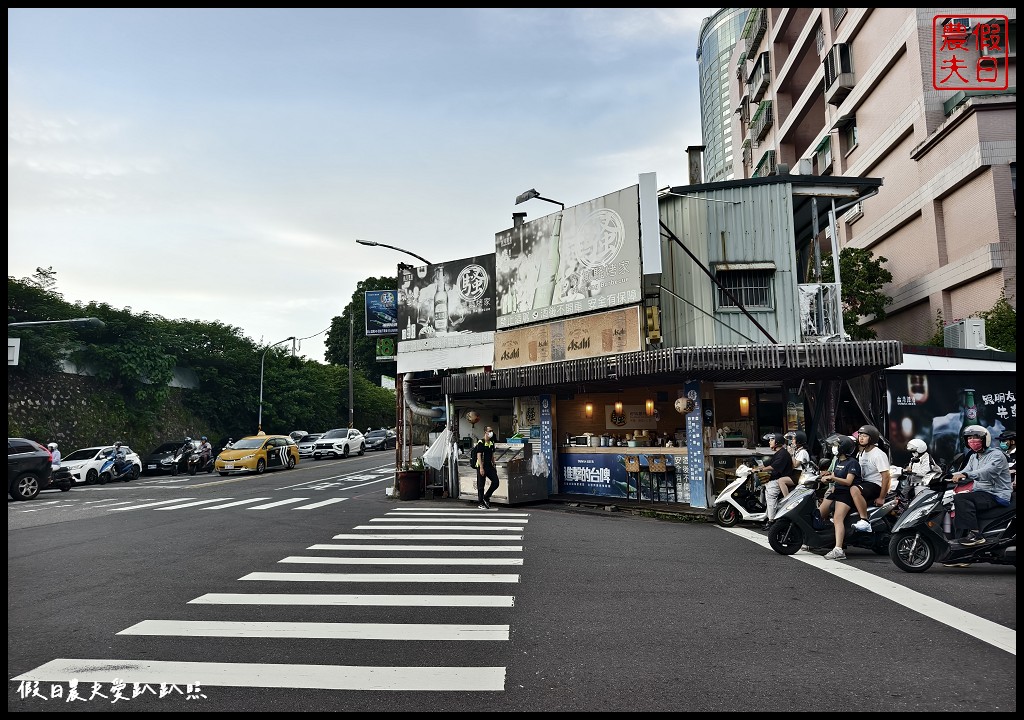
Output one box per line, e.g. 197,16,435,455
956,388,978,456
433,267,449,333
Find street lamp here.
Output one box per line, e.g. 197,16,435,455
257,336,295,433
515,188,565,211
8,317,105,329
355,239,431,266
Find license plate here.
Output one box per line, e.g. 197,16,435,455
147,465,156,470
224,463,234,469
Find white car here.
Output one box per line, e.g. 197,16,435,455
296,433,322,459
61,445,142,485
312,428,365,459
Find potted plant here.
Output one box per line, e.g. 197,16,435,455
396,457,426,500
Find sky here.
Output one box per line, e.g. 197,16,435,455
8,8,717,364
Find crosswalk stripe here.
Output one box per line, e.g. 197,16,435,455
118,620,509,641
247,498,309,509
188,593,515,606
307,544,523,552
371,518,528,524
202,498,272,509
294,498,348,510
331,533,522,540
11,659,506,691
110,498,196,512
386,511,530,517
241,572,520,583
354,525,527,531
279,556,523,566
156,499,235,510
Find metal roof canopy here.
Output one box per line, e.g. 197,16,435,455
443,340,903,398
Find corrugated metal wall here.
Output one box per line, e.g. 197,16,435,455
658,182,802,347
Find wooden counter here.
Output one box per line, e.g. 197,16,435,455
561,446,677,454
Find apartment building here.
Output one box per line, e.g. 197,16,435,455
696,8,751,183
729,8,1016,343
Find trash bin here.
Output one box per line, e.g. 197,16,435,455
397,470,424,500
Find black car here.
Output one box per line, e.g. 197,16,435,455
8,437,69,500
364,428,397,451
142,440,199,475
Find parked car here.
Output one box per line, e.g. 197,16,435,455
8,437,68,500
214,435,299,475
142,440,200,476
62,445,142,485
289,430,309,442
312,428,365,459
296,433,322,459
364,428,397,451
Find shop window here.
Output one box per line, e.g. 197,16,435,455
715,269,775,310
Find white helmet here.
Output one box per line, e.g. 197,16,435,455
47,442,58,451
962,424,991,450
906,438,927,456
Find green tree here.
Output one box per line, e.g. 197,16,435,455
324,275,398,385
821,247,893,340
977,293,1015,352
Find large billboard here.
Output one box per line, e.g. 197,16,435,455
397,254,496,346
495,184,642,330
364,290,398,336
492,306,642,370
885,370,1015,466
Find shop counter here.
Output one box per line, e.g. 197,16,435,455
457,442,548,506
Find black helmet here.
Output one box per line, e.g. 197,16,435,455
857,424,881,445
836,435,857,457
184,436,192,443
201,436,208,441
792,431,807,446
763,432,785,447
998,430,1015,441
962,424,991,449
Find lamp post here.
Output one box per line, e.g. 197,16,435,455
258,336,295,434
355,239,431,266
8,317,105,329
514,188,565,211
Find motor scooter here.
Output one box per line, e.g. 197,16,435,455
766,465,918,556
888,472,1016,572
98,453,139,484
187,449,215,475
712,460,769,526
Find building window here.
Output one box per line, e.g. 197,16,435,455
832,8,848,29
840,116,858,154
715,269,775,310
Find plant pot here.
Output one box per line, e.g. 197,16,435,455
397,470,424,500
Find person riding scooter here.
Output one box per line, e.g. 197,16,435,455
816,434,862,561
950,425,1013,547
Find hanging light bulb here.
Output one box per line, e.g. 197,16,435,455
614,401,623,414
585,403,594,418
645,399,655,416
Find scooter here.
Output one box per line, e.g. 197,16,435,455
766,465,917,556
888,472,1016,572
713,460,769,527
187,450,215,475
98,453,139,484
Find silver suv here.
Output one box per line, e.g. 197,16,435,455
312,428,365,459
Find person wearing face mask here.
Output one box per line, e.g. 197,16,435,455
950,425,1013,547
473,427,500,509
998,431,1015,490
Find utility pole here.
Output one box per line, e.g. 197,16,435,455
348,315,355,429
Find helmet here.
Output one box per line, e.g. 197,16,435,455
792,431,807,446
184,437,192,443
906,438,927,456
998,430,1015,441
857,424,881,445
763,432,785,447
47,442,58,450
201,436,208,441
836,435,857,457
962,424,991,449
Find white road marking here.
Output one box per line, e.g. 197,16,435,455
248,498,309,509
294,498,348,510
332,533,522,540
11,659,505,691
109,498,197,511
201,498,272,509
386,511,530,517
307,544,523,552
353,525,528,531
188,593,515,607
279,556,523,566
119,619,509,641
241,572,520,583
371,517,528,524
722,525,1016,655
155,499,235,510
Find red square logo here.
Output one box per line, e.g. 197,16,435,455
932,14,1009,91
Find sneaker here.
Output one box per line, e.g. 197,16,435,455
852,519,872,532
960,532,986,547
477,504,487,509
942,562,971,568
823,547,847,561
483,499,491,509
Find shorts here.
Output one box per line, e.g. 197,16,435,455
830,481,881,507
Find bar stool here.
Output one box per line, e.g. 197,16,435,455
648,454,676,502
624,455,641,501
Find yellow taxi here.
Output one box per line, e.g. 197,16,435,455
214,434,299,476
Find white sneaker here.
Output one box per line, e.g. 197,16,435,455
823,547,847,560
852,519,872,532
477,504,487,509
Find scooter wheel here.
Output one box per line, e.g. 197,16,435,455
889,532,936,573
97,473,109,486
767,519,803,555
714,504,740,527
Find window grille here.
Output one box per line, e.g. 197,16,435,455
716,270,774,309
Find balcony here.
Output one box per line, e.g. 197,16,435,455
753,150,777,178
748,52,771,103
798,282,842,341
742,139,752,170
751,100,773,142
743,8,768,56
823,43,855,106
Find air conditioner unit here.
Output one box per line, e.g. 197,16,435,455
944,318,986,350
823,43,855,106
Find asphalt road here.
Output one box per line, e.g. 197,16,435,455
8,452,1016,711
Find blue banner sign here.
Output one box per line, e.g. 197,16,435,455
559,451,678,499
365,290,399,336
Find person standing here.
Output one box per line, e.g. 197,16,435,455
474,427,499,509
950,425,1013,546
47,442,61,471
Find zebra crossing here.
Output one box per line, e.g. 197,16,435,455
12,505,528,694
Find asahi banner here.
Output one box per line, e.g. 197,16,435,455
397,254,496,349
364,290,398,336
495,184,642,330
493,305,642,370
